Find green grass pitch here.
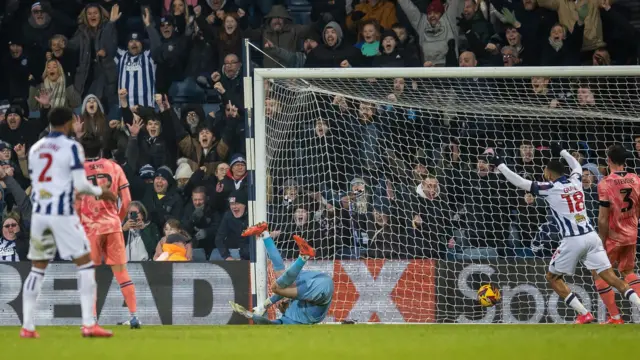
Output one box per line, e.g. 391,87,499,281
0,325,634,359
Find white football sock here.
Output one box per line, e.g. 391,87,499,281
624,289,640,308
77,262,96,327
22,267,46,331
565,293,588,315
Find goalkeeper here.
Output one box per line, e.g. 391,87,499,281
229,222,334,325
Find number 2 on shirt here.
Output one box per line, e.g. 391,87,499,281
561,191,585,213
38,153,53,182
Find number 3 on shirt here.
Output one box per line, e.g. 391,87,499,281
38,153,53,182
561,191,585,213
620,188,633,213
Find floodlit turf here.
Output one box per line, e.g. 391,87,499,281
0,324,635,359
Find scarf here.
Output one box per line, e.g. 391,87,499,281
549,37,563,52
43,76,67,109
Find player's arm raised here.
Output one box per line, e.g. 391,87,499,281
489,155,534,191
70,144,117,201
597,180,610,242
551,142,582,176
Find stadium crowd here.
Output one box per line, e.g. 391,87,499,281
0,0,638,262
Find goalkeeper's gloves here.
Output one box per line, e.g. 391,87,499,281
550,142,564,157
488,155,504,167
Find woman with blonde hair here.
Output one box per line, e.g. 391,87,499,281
28,59,81,111
68,3,119,105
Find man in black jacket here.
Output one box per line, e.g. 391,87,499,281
153,16,190,94
305,21,363,68
142,166,184,230
213,190,249,260
0,104,50,152
182,186,218,257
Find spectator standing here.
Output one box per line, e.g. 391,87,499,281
211,54,244,109
373,30,412,67
538,0,607,53
46,35,78,86
184,16,217,86
166,0,196,35
142,166,184,230
115,8,160,108
194,5,246,67
355,20,381,62
3,37,34,105
172,108,228,174
122,201,161,261
279,202,325,258
68,3,119,105
347,0,397,32
219,153,249,201
396,0,457,67
411,175,458,258
22,2,75,78
0,103,50,152
248,5,316,68
540,23,583,66
28,59,81,111
122,95,175,171
263,32,321,68
182,186,218,257
0,213,28,262
213,190,250,260
305,22,363,68
153,16,191,95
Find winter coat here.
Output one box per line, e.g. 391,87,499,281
305,22,364,67
214,210,249,259
248,5,315,68
142,187,184,230
28,83,81,112
68,21,119,98
538,0,606,51
0,109,49,152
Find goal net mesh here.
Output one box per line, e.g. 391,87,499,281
259,73,640,323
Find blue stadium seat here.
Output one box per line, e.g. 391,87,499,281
191,248,207,262
288,6,312,25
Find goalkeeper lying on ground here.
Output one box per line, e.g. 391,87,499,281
229,222,334,325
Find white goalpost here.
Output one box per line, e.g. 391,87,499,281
252,66,640,324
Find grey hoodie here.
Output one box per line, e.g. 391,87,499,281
397,0,459,65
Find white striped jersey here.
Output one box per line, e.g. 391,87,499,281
0,238,18,261
115,49,156,107
28,132,85,216
531,171,595,238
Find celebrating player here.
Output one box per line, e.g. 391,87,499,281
489,143,640,324
229,222,334,325
593,144,640,324
22,107,117,338
77,134,140,329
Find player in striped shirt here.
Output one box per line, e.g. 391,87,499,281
594,144,640,324
77,134,139,328
22,107,117,338
490,142,640,324
115,8,158,107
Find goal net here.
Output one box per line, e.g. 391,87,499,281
252,66,640,324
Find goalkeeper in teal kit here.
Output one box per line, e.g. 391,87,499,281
229,222,334,325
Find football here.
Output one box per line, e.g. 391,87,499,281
477,283,501,307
